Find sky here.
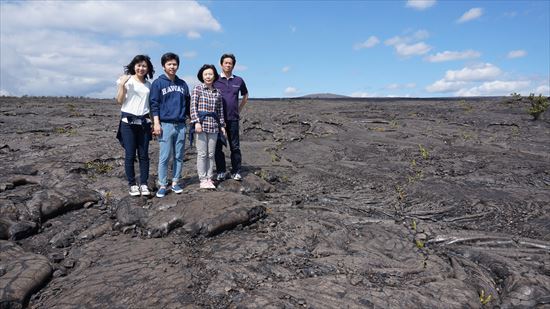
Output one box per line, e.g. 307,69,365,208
1,0,549,98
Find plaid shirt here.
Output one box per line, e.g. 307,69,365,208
190,84,225,133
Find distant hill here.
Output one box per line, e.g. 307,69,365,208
299,93,350,99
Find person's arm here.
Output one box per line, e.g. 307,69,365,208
238,93,249,113
217,93,226,136
149,81,162,136
116,75,131,104
191,87,202,133
238,79,249,112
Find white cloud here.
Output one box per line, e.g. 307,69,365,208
444,63,502,81
425,63,542,96
187,31,201,39
284,87,299,96
1,29,142,97
350,91,377,97
457,8,483,23
1,1,221,37
406,0,436,10
507,49,527,59
535,84,550,95
0,1,221,98
282,66,291,73
425,50,481,62
455,80,531,96
426,80,468,93
394,42,431,56
385,30,431,57
0,89,11,96
413,30,430,40
182,51,198,59
234,64,248,72
290,25,297,32
354,36,380,50
386,83,416,90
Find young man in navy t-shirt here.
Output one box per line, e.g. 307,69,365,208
213,53,248,181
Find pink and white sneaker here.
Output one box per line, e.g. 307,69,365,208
200,179,216,189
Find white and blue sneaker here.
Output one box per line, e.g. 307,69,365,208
156,187,167,198
171,184,183,194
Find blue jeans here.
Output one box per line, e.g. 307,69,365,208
215,120,241,174
158,122,186,187
120,121,151,186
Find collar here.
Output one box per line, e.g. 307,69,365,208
220,72,234,79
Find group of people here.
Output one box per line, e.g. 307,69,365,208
116,52,248,198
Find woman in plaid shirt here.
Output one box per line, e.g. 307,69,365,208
190,64,227,189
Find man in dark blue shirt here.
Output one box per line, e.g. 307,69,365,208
213,53,248,181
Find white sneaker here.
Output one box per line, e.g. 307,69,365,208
140,185,150,196
129,185,140,196
231,173,242,181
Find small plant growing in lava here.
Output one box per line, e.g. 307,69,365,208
418,144,429,160
479,290,492,305
527,93,549,120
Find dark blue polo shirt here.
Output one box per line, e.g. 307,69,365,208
214,74,248,121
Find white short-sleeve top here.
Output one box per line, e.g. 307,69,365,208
117,76,152,116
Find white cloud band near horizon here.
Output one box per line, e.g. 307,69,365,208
284,87,299,96
426,63,547,96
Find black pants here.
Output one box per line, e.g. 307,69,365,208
120,121,151,186
215,120,241,174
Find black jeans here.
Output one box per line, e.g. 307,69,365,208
120,121,151,186
215,120,241,174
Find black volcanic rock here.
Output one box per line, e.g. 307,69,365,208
0,96,549,308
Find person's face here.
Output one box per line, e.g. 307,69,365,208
221,58,234,74
134,61,148,78
163,59,179,76
202,68,215,85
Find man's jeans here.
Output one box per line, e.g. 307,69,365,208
215,120,241,174
120,121,150,186
158,122,186,187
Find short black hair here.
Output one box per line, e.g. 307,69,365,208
220,53,236,65
197,64,219,83
161,52,180,66
124,55,154,80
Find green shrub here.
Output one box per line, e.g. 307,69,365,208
527,93,549,120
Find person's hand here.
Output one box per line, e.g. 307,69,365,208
119,74,131,85
221,127,227,138
153,122,162,136
195,123,203,133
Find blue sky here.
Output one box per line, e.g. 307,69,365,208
1,0,549,98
